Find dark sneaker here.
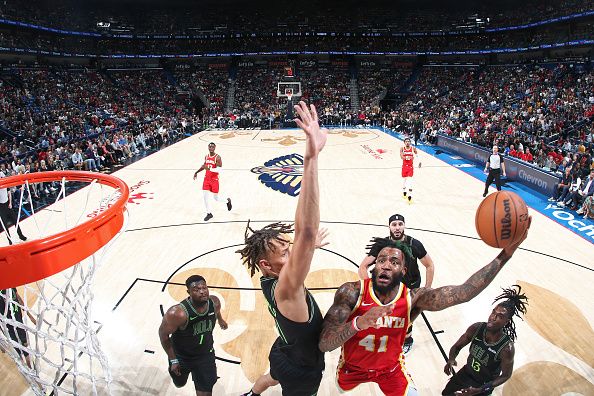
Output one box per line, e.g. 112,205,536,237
204,213,213,221
19,235,27,242
403,337,414,354
227,198,232,211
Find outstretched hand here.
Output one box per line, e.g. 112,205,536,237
356,304,394,331
315,228,330,249
294,101,327,158
503,215,531,257
444,358,457,375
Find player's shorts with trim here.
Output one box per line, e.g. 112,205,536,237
442,367,492,396
337,363,417,396
402,165,414,178
269,345,324,396
169,355,218,392
202,177,219,193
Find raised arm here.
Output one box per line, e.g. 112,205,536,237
444,322,481,376
211,295,228,329
411,218,530,320
275,102,327,309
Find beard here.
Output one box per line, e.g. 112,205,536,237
371,270,403,295
389,230,403,240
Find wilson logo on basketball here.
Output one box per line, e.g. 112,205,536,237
501,199,512,240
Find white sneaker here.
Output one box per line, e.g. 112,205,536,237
584,215,588,219
576,208,584,215
548,197,555,202
558,202,565,207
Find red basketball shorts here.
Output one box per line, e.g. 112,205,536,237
402,165,414,178
336,363,416,396
202,177,219,193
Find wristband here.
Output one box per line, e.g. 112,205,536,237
351,316,362,332
481,382,493,392
169,358,179,365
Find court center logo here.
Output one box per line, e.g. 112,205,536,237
251,154,304,197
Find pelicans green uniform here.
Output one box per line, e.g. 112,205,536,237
261,276,325,396
442,323,511,395
169,297,218,392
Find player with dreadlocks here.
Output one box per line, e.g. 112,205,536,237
319,217,530,396
442,285,529,395
237,101,329,396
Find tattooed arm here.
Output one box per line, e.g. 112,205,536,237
319,281,395,352
319,281,360,352
410,218,530,320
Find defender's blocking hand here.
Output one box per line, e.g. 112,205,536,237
294,101,327,157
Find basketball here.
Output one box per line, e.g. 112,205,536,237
475,191,529,248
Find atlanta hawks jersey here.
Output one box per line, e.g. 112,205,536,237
401,146,414,167
340,278,411,372
204,154,219,180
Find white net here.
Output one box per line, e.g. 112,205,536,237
0,173,128,395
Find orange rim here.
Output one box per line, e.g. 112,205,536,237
0,171,129,289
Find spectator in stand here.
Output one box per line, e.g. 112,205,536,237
558,171,582,208
577,195,594,220
71,148,84,170
83,146,99,171
549,167,573,202
566,170,594,211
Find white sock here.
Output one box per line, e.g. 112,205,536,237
203,191,212,213
212,194,228,203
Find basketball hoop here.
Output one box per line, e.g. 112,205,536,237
0,171,129,395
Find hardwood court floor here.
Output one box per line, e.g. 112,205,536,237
2,128,593,395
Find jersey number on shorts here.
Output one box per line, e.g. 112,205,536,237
358,334,389,353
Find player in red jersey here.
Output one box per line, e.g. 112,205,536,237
193,142,232,221
400,138,421,204
319,220,530,395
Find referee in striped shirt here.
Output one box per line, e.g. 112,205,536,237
483,145,506,197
